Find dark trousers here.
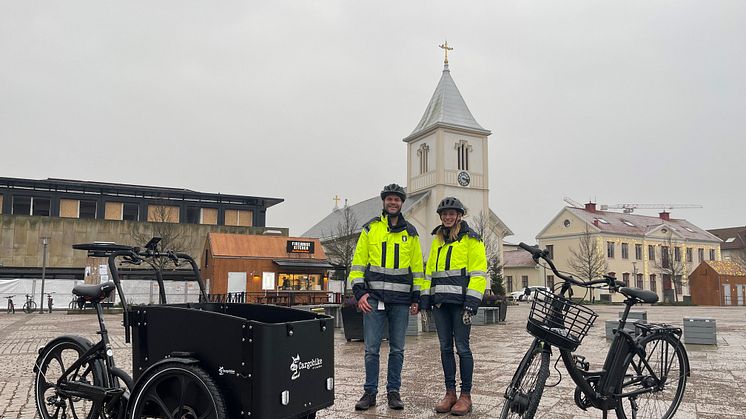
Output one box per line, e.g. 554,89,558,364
433,303,474,392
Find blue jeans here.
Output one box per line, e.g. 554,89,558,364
433,303,474,392
363,299,410,394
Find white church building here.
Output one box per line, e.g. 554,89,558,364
304,52,512,264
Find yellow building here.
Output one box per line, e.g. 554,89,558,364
536,203,722,303
503,247,542,293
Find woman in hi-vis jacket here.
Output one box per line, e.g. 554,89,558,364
420,196,487,416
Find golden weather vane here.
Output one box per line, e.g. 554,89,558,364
439,40,453,64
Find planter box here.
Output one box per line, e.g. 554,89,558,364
684,317,716,345
605,319,646,339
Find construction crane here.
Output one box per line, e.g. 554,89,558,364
598,203,703,214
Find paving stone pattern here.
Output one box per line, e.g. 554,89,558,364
1,304,744,418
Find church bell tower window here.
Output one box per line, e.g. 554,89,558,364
456,140,472,171
417,143,430,174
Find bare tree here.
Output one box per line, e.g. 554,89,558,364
567,225,608,301
320,205,359,295
472,211,504,295
654,233,687,302
131,202,198,271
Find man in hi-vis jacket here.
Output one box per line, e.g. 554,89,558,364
348,183,424,411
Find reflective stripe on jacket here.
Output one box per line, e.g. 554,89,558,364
348,213,425,304
420,221,487,313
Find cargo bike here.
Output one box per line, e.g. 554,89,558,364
33,238,335,419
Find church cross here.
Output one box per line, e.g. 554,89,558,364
333,195,341,208
439,41,453,64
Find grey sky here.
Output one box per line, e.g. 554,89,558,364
2,1,744,244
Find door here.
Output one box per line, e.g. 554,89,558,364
722,284,731,305
737,285,744,306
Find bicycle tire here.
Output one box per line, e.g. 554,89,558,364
129,362,226,419
23,300,37,314
500,339,550,419
614,333,688,419
34,336,108,419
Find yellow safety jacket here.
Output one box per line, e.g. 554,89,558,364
421,221,487,313
348,213,425,304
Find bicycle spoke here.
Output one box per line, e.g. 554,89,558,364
146,393,177,419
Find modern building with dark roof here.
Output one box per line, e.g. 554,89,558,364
0,176,286,282
536,202,722,303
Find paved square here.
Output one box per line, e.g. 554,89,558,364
1,303,744,418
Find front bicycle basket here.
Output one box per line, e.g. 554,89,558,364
526,289,598,351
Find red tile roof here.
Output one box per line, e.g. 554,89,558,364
503,250,537,268
565,207,721,243
208,233,327,260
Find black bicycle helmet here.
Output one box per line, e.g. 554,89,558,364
437,196,465,215
380,183,407,202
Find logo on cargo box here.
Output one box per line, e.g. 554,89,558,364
290,353,323,380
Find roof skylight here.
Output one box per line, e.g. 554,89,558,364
595,218,609,224
726,237,736,243
684,227,695,233
621,220,635,227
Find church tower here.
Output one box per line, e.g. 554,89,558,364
402,43,501,255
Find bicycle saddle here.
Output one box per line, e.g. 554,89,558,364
618,287,659,304
73,281,116,301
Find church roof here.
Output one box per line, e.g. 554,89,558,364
404,63,490,142
302,190,431,240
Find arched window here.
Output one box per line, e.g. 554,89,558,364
455,140,472,171
417,143,430,174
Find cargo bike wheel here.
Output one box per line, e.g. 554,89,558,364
129,363,226,419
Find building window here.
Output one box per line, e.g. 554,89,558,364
636,273,644,289
709,249,716,260
148,204,179,223
648,245,655,261
225,209,253,227
32,198,51,216
674,247,681,263
607,242,615,258
661,246,670,269
686,248,693,263
278,273,323,291
621,243,629,259
123,203,139,221
622,272,630,287
456,140,471,171
79,200,97,219
417,143,430,174
506,276,513,292
186,206,201,224
11,196,32,215
521,275,529,288
547,275,554,290
635,244,642,260
650,274,657,292
674,275,683,295
546,245,554,260
698,248,704,262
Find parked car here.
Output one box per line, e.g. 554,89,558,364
509,286,551,302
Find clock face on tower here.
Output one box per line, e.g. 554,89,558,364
457,171,471,187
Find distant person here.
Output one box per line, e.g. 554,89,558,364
348,183,425,411
420,196,487,416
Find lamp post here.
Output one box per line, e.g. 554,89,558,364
39,237,49,313
632,261,638,288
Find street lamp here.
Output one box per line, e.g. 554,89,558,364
39,237,49,313
632,261,638,288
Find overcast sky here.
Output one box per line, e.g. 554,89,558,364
2,1,744,244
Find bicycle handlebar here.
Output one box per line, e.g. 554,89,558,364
519,242,623,291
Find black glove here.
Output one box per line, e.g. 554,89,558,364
462,310,474,325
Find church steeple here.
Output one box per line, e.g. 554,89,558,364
403,52,490,143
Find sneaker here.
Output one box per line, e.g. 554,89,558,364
355,391,376,411
387,391,404,410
